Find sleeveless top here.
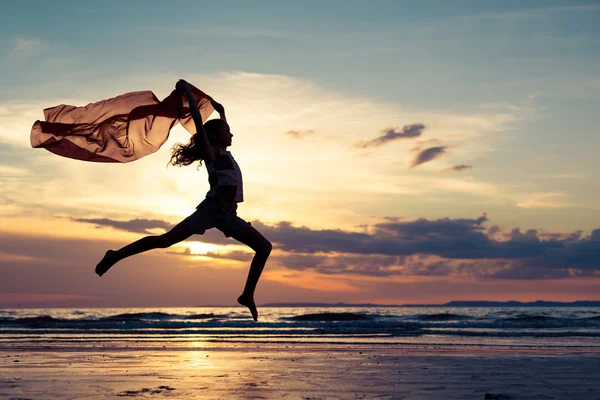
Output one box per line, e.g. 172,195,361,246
205,148,244,203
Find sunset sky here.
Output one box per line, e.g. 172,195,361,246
1,0,599,307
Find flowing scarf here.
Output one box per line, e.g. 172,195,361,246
30,84,213,163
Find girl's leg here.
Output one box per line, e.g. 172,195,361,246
95,217,195,276
228,224,272,321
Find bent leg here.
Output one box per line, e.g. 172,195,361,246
95,217,195,276
227,222,272,321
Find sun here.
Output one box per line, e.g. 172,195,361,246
181,241,225,255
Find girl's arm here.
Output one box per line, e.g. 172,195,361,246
210,99,227,122
176,80,216,165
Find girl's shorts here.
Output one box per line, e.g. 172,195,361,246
187,197,251,238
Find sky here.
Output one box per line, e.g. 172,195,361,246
1,0,599,307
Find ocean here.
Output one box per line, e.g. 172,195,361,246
1,306,599,350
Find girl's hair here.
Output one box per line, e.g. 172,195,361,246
168,119,225,168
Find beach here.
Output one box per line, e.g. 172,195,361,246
2,306,600,399
2,344,600,399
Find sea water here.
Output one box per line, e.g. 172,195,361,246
1,307,599,349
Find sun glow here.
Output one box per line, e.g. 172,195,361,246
185,350,218,369
181,241,228,255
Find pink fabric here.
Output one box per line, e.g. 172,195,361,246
30,84,213,162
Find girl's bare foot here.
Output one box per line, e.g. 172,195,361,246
95,250,118,277
237,294,258,321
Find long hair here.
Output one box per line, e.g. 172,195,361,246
168,119,225,168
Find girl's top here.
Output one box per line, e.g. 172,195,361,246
205,148,244,203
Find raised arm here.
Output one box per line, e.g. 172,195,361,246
210,99,227,122
176,79,216,165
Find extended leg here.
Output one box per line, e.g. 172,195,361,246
228,223,272,321
95,217,194,276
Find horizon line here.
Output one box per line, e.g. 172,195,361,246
3,299,600,309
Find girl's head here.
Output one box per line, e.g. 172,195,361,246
204,119,232,148
168,119,232,167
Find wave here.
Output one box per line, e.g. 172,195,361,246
3,315,62,327
98,312,220,322
286,313,373,321
99,312,174,322
505,314,557,322
0,312,222,329
422,329,600,338
414,313,474,321
182,313,217,320
1,308,599,338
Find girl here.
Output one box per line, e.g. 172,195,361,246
95,79,272,321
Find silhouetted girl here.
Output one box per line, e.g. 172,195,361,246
95,79,272,321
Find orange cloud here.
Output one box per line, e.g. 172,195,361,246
0,293,99,304
263,269,360,292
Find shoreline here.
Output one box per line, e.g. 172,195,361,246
2,343,600,399
2,342,600,355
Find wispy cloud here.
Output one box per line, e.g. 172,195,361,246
354,124,425,148
515,193,570,209
442,164,473,173
537,173,584,180
13,38,44,58
0,293,99,304
460,4,600,21
410,146,447,168
167,27,297,40
0,71,532,233
70,217,173,234
529,153,557,165
284,129,314,139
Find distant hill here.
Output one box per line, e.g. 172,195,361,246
439,300,600,307
261,302,394,308
260,300,600,307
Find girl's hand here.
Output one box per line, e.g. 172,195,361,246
176,79,190,91
210,99,225,115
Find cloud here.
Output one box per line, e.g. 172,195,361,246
442,164,473,173
167,249,253,263
354,124,425,148
8,210,600,290
0,293,99,305
284,129,314,139
13,38,44,58
246,217,600,279
68,213,600,279
168,27,297,40
410,146,447,168
515,193,570,209
481,228,600,279
529,153,557,165
68,216,244,245
0,71,524,231
296,254,402,277
71,218,172,234
0,231,361,307
460,4,600,21
264,222,600,280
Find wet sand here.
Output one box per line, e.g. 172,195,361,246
1,344,600,399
